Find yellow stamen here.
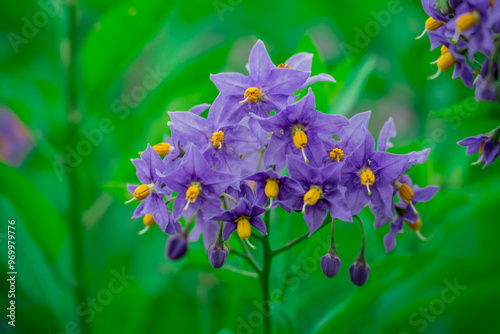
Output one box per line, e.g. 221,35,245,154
437,52,456,72
456,12,477,31
426,17,445,31
265,179,279,199
152,143,172,156
237,218,252,240
479,141,484,155
143,214,156,227
184,184,200,211
441,45,449,55
399,183,414,205
293,130,309,163
360,170,375,195
278,62,291,69
125,183,153,204
212,131,225,149
302,187,321,213
138,214,156,235
240,87,261,104
405,217,422,231
329,148,344,162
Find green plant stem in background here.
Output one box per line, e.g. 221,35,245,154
261,209,272,334
67,2,89,333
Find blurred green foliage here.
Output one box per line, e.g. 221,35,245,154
1,0,500,333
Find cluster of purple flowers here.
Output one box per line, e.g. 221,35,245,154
125,40,437,286
417,0,500,101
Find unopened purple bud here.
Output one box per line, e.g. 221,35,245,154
165,235,188,260
208,241,228,269
320,250,341,278
349,257,370,286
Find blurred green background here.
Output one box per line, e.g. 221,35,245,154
1,0,499,333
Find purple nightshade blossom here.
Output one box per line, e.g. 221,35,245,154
168,109,260,175
457,127,500,167
209,40,311,124
340,127,415,219
428,34,475,88
450,0,494,59
288,157,352,236
253,88,349,168
244,168,303,212
321,111,372,165
383,180,439,252
161,146,237,220
211,198,267,246
126,144,177,235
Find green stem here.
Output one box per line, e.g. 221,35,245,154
354,214,366,256
67,2,89,333
221,192,238,205
261,209,272,334
223,265,259,279
272,216,331,256
227,244,261,273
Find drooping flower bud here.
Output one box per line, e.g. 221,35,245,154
165,235,188,260
350,215,370,286
208,240,228,269
349,256,370,286
321,250,342,278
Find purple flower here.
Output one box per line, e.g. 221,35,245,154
211,198,267,245
253,88,349,167
161,146,237,219
383,180,439,252
288,157,352,236
126,144,176,234
209,40,311,124
321,111,372,165
340,127,415,219
457,127,500,167
450,0,494,59
428,35,475,88
0,108,34,167
244,168,303,212
168,109,260,175
269,52,336,90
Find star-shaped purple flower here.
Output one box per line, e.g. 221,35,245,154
168,109,261,175
288,157,352,236
210,198,267,242
127,144,176,234
458,126,500,167
209,40,311,124
253,88,349,168
340,127,415,218
161,146,237,220
244,168,303,212
383,180,439,252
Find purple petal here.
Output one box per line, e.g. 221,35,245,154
377,118,397,152
250,216,267,235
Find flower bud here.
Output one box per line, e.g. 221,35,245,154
208,240,228,269
320,250,341,278
165,235,188,260
349,257,370,286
